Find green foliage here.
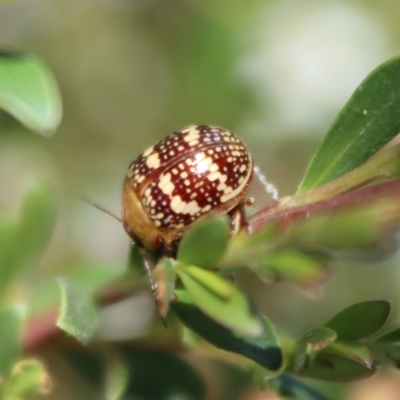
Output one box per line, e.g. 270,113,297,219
177,264,264,337
325,300,391,341
171,290,282,371
0,50,62,136
56,277,99,345
0,305,24,380
298,56,400,193
177,216,229,266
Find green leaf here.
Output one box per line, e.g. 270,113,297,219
298,56,400,193
126,243,144,274
7,359,52,397
30,262,122,316
178,217,229,267
299,342,374,382
251,249,331,290
171,290,282,371
275,374,331,400
293,327,337,373
0,50,62,136
177,266,263,337
0,214,17,294
56,277,98,345
325,300,390,341
105,357,128,400
300,351,375,382
330,342,373,369
14,180,57,270
122,349,205,400
375,327,400,343
0,305,25,380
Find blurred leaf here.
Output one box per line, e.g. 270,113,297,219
122,349,205,400
0,214,17,295
105,357,128,400
275,374,331,400
369,340,400,367
7,359,52,397
0,50,62,136
330,342,373,369
126,243,144,274
178,217,229,267
375,327,400,343
213,361,253,400
251,249,331,291
221,226,276,268
62,351,104,388
154,257,175,318
300,345,375,382
57,277,98,345
171,290,282,371
325,301,390,341
298,56,400,193
30,263,122,316
178,266,263,337
293,327,337,373
14,180,57,270
0,305,24,380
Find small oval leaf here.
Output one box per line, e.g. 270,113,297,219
171,290,282,371
178,217,229,267
177,266,263,337
325,300,391,341
300,351,375,382
57,277,98,345
0,305,24,379
15,180,57,270
298,56,400,193
293,327,337,373
0,50,62,136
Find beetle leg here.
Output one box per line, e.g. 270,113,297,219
228,197,254,237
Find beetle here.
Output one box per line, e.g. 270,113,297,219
122,124,254,257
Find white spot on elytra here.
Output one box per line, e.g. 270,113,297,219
182,126,201,143
170,195,201,215
209,163,219,172
158,173,175,195
208,171,221,182
146,152,161,169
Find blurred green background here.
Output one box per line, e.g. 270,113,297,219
2,0,400,398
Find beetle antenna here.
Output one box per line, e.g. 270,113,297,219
80,196,122,223
138,247,167,328
253,166,279,201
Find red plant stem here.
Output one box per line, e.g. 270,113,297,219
248,177,400,233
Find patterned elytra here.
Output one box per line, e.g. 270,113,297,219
122,125,253,253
